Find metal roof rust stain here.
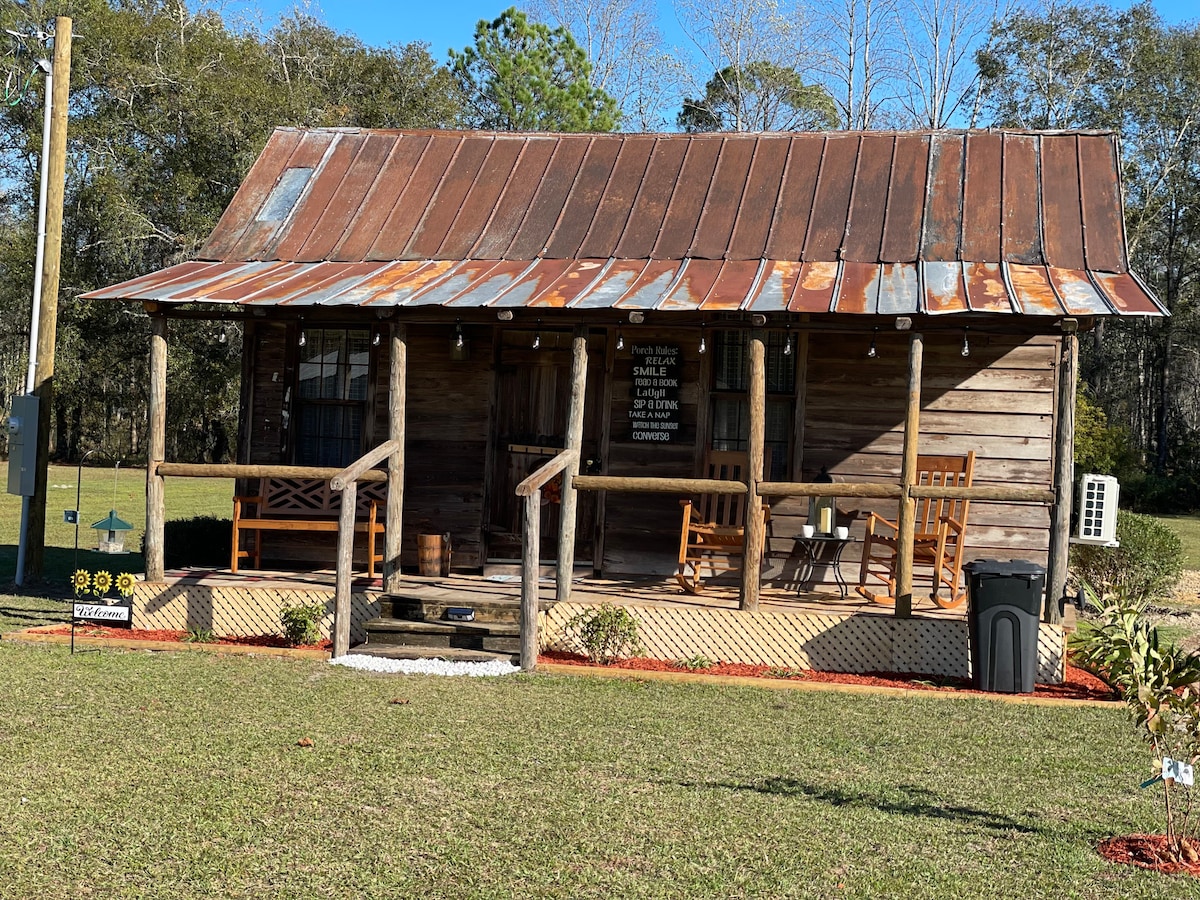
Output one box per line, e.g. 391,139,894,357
85,128,1165,317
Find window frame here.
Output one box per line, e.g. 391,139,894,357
292,326,373,468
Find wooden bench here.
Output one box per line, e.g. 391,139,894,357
231,477,386,578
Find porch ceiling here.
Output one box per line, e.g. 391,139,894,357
81,257,1162,317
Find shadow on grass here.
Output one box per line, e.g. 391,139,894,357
0,544,145,596
682,777,1040,834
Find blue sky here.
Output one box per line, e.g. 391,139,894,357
231,0,1196,57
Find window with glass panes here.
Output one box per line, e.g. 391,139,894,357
710,330,795,480
295,328,370,467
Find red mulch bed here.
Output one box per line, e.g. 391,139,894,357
538,651,1117,701
1098,834,1200,877
33,624,331,651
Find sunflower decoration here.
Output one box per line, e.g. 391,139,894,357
70,569,91,596
92,570,114,599
116,572,136,598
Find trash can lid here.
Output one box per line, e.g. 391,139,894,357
964,558,1046,578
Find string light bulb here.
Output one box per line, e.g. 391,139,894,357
298,327,306,348
532,319,541,350
698,322,707,355
455,318,464,350
783,324,792,356
867,326,877,359
372,331,381,347
960,326,970,357
616,325,624,351
218,324,227,345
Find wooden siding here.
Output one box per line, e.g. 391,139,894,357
602,327,702,574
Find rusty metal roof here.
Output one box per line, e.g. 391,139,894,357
84,128,1165,317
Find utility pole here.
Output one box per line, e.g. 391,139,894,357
20,17,71,582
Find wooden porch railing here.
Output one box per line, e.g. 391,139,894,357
330,440,401,657
515,448,579,672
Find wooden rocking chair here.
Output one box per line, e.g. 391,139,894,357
676,452,769,594
856,452,975,609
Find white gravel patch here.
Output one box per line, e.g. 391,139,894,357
330,654,519,677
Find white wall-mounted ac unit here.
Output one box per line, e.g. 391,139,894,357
1074,474,1120,547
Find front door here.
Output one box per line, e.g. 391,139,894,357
486,329,604,561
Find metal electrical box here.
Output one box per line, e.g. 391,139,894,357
6,394,38,497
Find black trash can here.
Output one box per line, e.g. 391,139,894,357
964,559,1045,693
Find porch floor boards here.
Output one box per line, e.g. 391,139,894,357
158,567,967,620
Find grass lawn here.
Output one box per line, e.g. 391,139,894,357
0,461,232,587
0,641,1183,900
1155,514,1200,571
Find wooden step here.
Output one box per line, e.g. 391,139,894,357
348,644,517,664
379,595,552,625
363,617,521,654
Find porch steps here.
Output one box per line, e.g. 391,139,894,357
359,593,555,663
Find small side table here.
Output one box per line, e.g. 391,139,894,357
794,534,853,598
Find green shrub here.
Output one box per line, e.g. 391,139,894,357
157,516,232,569
280,603,325,646
1070,583,1200,861
1070,509,1183,604
564,604,643,665
183,627,217,643
674,654,714,670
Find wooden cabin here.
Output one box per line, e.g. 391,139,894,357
85,128,1164,677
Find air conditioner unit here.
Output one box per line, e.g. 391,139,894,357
1074,474,1120,547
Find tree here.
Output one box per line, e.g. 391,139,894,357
978,2,1200,497
450,7,618,131
808,0,899,129
678,61,838,131
523,0,675,129
0,0,463,466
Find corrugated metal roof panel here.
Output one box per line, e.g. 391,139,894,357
88,127,1163,318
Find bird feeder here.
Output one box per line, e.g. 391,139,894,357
809,466,838,535
91,510,133,554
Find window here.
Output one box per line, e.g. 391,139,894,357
295,328,370,467
710,330,795,480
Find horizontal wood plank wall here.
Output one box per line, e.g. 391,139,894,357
398,324,494,569
603,327,701,575
246,321,288,465
791,331,1057,593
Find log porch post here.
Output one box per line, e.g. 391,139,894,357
895,332,923,618
741,329,766,612
521,490,541,671
333,480,357,657
385,323,407,593
556,325,588,602
145,310,167,582
1045,323,1078,623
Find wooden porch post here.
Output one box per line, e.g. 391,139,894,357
521,490,541,671
145,310,167,582
385,323,407,593
556,325,588,602
1045,323,1078,623
741,329,766,612
895,332,923,618
333,480,357,657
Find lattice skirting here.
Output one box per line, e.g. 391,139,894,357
132,583,379,646
540,603,1065,684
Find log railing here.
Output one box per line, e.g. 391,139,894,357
515,448,579,672
330,440,401,657
146,447,398,659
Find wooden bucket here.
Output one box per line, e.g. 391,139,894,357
417,533,452,576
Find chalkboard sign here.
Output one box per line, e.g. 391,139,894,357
629,344,682,442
